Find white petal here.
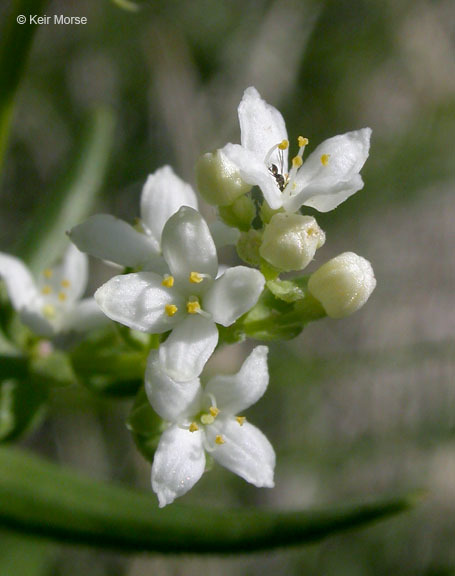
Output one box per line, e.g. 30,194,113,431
140,166,199,247
61,298,111,332
205,346,269,415
69,214,158,268
204,266,265,327
161,207,218,282
159,315,218,382
95,272,181,333
145,351,202,422
285,128,371,212
238,86,288,164
208,220,240,249
222,143,283,210
152,425,205,507
19,307,55,337
0,252,38,311
208,418,275,488
58,244,88,301
301,174,364,213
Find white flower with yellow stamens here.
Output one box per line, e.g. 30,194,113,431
95,206,265,381
69,165,238,272
0,245,108,337
146,345,275,507
222,86,371,213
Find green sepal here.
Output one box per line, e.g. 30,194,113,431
126,386,163,463
218,195,256,231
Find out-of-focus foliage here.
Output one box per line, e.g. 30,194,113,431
0,0,454,573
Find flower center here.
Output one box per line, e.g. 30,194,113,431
40,268,72,316
264,136,312,193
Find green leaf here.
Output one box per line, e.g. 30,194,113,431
0,446,420,554
0,380,47,442
15,107,115,274
0,0,48,178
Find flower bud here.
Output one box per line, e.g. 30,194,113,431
196,149,252,206
308,252,376,318
259,213,325,272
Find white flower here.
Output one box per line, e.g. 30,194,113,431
0,245,108,337
95,206,265,381
222,86,371,213
146,345,275,507
69,165,238,272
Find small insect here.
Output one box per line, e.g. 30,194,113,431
269,164,286,191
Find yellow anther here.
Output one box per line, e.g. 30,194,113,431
215,435,225,445
43,268,53,279
201,413,215,425
209,406,219,418
61,279,71,288
187,300,201,314
161,275,174,288
189,271,203,284
41,285,52,295
298,136,309,147
189,422,199,433
321,154,330,166
165,304,178,317
292,155,303,168
42,304,55,319
236,416,246,426
278,139,289,150
58,292,67,302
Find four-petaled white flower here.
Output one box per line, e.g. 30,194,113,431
0,245,108,337
95,206,265,381
146,345,275,507
222,86,371,213
69,165,238,273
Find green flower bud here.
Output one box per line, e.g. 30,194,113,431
218,195,255,232
259,213,325,272
196,149,252,207
237,230,263,267
308,252,376,319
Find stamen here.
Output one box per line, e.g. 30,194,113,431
321,154,330,166
42,304,56,319
161,275,174,287
58,292,67,302
201,413,215,425
43,268,53,279
189,271,203,284
41,285,52,295
292,155,303,168
209,406,219,418
264,140,288,166
236,416,246,426
215,435,225,445
298,136,309,147
187,300,201,314
165,304,178,317
61,279,71,288
189,422,199,432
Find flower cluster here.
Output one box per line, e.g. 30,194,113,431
0,87,377,506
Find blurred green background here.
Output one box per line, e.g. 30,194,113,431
1,0,455,573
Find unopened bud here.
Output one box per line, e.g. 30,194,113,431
308,252,376,318
196,149,252,206
259,213,325,272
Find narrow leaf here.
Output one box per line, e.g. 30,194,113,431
0,447,420,554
